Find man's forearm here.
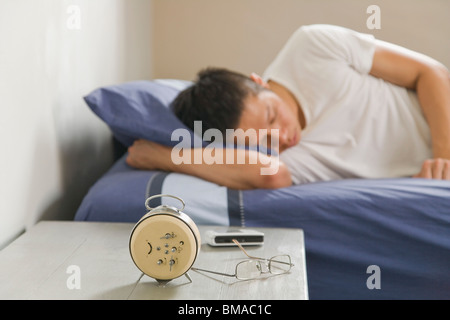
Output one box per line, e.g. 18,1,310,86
126,139,292,189
416,64,450,159
168,147,292,189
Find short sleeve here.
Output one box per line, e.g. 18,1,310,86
299,24,376,74
263,24,377,125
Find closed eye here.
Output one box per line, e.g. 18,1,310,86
269,105,278,125
267,105,278,125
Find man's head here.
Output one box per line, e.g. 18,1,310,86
172,67,302,152
172,67,265,135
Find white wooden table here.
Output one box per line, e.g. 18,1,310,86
0,221,308,300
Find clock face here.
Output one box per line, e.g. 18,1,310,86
129,213,200,281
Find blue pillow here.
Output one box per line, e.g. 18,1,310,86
84,79,200,147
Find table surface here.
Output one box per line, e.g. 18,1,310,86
0,221,308,300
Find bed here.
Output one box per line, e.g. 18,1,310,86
75,79,450,300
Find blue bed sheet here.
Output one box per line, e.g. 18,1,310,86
75,155,450,299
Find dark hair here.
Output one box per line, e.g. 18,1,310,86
172,67,265,135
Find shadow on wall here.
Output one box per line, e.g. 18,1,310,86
23,0,153,225
25,114,115,225
42,136,115,222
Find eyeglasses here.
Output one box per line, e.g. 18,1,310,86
191,239,294,280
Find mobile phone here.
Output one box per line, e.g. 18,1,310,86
205,228,264,246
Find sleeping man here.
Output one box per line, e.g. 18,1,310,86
126,24,450,189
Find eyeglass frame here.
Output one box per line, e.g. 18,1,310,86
191,239,294,280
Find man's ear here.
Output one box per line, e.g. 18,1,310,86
250,73,270,89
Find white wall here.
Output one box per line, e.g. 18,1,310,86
152,0,450,80
0,0,153,248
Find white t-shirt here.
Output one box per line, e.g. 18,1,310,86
263,24,432,184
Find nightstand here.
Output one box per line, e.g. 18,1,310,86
0,221,308,300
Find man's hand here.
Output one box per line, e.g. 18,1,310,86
126,139,173,171
413,158,450,180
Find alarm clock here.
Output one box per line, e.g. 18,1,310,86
129,194,201,284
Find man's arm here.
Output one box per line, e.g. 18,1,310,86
126,139,292,189
370,40,450,179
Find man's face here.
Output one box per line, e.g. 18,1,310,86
236,89,302,153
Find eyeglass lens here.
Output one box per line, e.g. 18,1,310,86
269,255,292,274
236,260,261,280
235,255,291,280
